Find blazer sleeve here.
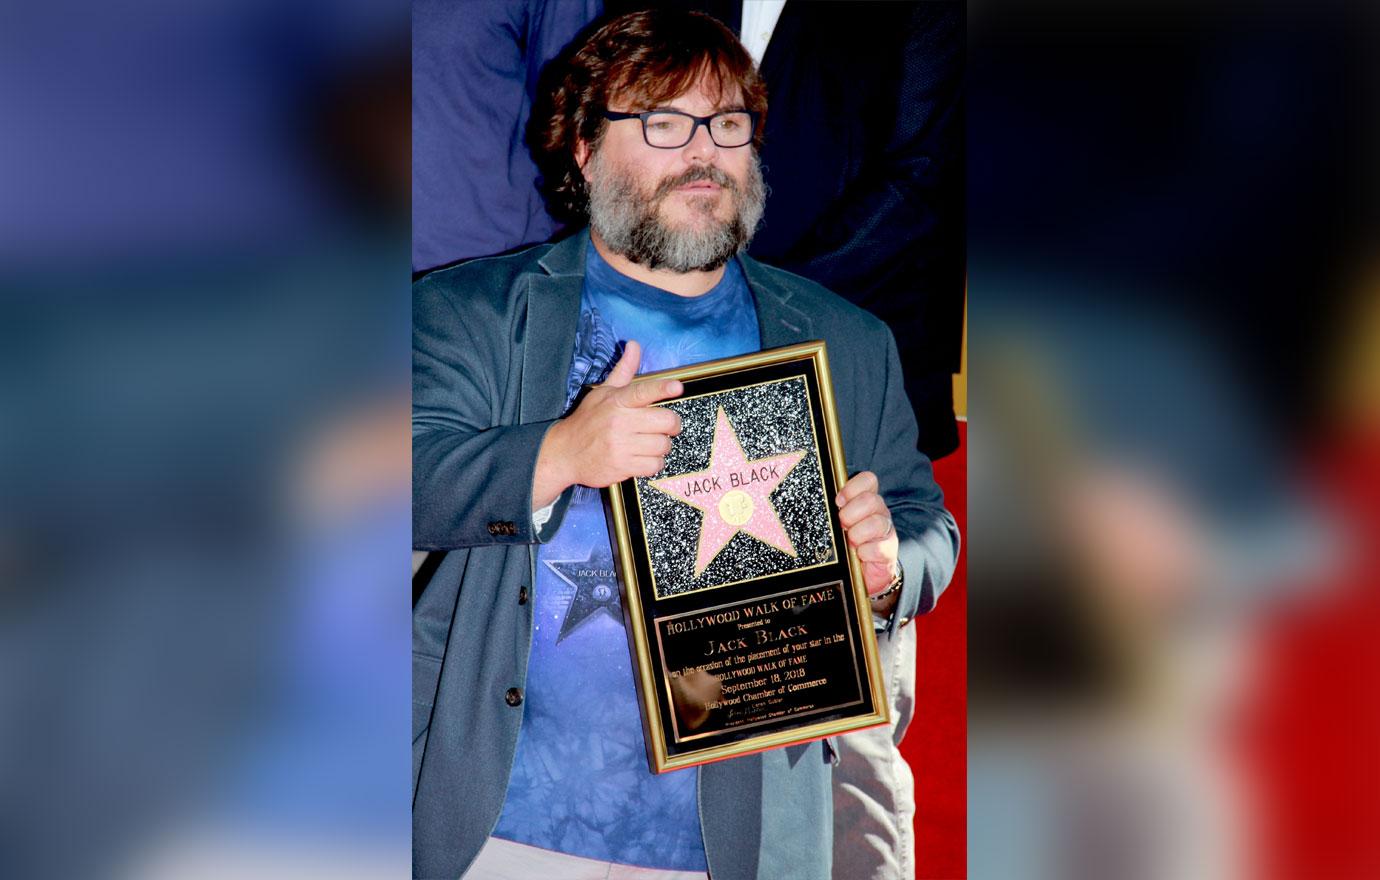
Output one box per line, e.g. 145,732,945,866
411,275,574,550
868,324,961,632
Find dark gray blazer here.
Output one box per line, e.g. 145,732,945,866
412,231,958,879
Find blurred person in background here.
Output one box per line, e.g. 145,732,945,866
122,37,414,880
412,0,602,276
969,312,1308,880
0,7,412,875
412,10,958,879
966,3,1373,878
604,4,966,876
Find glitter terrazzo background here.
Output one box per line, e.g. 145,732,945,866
634,376,836,598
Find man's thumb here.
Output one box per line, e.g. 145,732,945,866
603,340,641,388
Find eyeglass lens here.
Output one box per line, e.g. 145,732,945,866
644,112,753,148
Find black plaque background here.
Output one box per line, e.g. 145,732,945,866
636,373,835,597
656,580,864,743
609,357,878,759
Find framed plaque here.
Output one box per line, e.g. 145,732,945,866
604,341,889,773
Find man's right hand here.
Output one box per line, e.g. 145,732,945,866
532,340,683,509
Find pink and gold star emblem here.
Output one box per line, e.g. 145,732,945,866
648,407,807,576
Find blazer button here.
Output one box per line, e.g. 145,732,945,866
518,585,529,605
487,522,499,535
504,687,523,707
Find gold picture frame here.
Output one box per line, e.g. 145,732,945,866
603,341,889,773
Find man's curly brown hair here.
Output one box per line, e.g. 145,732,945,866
529,9,768,224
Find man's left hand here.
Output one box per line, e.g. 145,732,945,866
836,471,900,597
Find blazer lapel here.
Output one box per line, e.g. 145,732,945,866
520,233,587,423
738,252,815,349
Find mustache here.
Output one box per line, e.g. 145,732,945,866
652,165,737,199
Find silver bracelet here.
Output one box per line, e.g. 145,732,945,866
869,562,904,603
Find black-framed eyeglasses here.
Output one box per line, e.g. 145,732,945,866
602,109,758,149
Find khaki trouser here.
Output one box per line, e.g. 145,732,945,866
464,837,709,880
831,623,918,880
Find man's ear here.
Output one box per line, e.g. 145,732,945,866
575,139,591,175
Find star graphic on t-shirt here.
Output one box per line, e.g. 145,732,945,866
648,407,806,576
543,545,623,642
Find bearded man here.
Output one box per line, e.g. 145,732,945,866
412,10,959,879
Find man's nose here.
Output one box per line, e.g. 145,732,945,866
681,120,719,162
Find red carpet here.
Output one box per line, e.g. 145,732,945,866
1240,432,1380,879
903,419,967,879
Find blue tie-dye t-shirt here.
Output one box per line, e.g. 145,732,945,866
491,242,759,869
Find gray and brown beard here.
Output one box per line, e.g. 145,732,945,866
584,151,766,273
